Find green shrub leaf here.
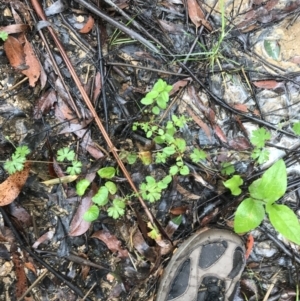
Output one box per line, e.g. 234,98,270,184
169,165,179,175
152,106,160,115
223,175,243,196
250,128,271,148
76,179,90,196
234,198,265,233
249,159,286,204
163,146,176,156
292,122,300,135
180,165,189,175
83,205,99,222
264,40,280,60
153,79,166,92
267,204,300,245
98,167,116,179
92,186,109,206
105,181,117,194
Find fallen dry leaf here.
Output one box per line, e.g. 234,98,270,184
132,228,157,262
187,0,212,30
34,89,57,119
69,188,94,237
214,125,227,143
12,250,31,300
169,78,191,96
92,72,102,103
187,107,212,142
253,80,283,90
0,24,28,35
3,36,25,69
176,183,201,199
32,230,54,249
22,38,41,87
0,163,30,206
79,16,95,33
92,228,129,258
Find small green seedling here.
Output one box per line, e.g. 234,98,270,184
223,175,243,196
190,148,207,163
140,175,172,203
147,222,161,240
56,147,82,175
4,145,30,174
234,159,300,245
292,122,300,136
57,147,76,162
250,128,271,164
81,167,127,222
221,162,235,176
140,79,173,115
0,31,8,41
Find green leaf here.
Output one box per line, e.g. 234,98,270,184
155,152,167,163
171,215,182,226
146,131,152,138
127,153,137,164
223,175,243,196
163,146,176,156
169,165,179,175
162,175,172,184
66,161,82,175
174,138,186,153
221,162,235,176
107,199,125,219
249,159,286,204
165,84,173,93
292,122,300,136
250,128,271,148
153,79,167,92
92,186,109,206
57,147,75,162
0,31,8,41
160,91,169,102
156,96,167,109
76,179,90,196
152,106,160,115
190,149,207,163
267,204,300,245
264,40,280,61
172,115,187,128
251,148,270,164
98,167,116,179
153,136,165,144
15,145,30,157
83,205,99,222
234,198,265,233
179,165,189,175
105,181,117,194
140,176,162,203
4,154,26,174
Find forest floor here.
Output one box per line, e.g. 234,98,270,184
1,0,300,300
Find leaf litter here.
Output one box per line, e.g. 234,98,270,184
1,0,300,300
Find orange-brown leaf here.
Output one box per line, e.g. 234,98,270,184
79,16,95,33
187,0,212,30
22,39,41,87
91,229,129,258
0,163,30,206
12,251,28,299
253,80,283,90
3,36,25,69
0,24,28,35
